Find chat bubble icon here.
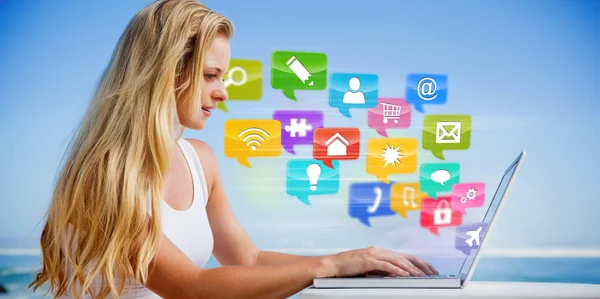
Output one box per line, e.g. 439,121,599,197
272,110,324,155
217,59,263,112
366,138,418,184
328,73,378,118
286,159,340,205
420,163,460,199
405,73,448,113
455,223,488,255
390,182,428,218
451,182,486,215
348,182,396,227
420,196,463,236
313,128,360,168
423,114,472,160
271,51,327,101
367,98,411,137
224,119,282,167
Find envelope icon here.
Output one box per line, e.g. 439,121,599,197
436,121,461,143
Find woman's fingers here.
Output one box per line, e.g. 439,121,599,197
370,260,409,277
406,256,434,275
376,250,425,276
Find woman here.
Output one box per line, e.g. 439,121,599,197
30,0,438,298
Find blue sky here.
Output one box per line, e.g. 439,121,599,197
0,0,598,257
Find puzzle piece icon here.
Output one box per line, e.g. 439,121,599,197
284,118,313,137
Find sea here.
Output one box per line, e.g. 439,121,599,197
1,254,599,298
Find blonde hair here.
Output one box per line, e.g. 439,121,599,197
29,0,233,297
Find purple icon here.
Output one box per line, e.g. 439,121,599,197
272,110,324,155
455,223,488,256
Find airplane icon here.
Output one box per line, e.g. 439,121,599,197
465,226,482,247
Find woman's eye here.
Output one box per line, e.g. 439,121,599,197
204,74,217,80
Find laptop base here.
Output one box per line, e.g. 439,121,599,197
313,276,462,289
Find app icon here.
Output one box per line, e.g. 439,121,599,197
328,73,378,118
273,110,324,155
451,182,485,214
366,138,418,184
286,159,340,205
271,51,327,101
349,182,396,227
217,59,263,112
405,73,448,113
456,223,488,255
423,114,472,160
224,119,282,168
420,196,463,236
420,163,460,199
368,98,411,137
313,128,360,168
390,182,428,218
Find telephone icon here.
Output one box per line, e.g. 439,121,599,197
403,186,418,208
367,186,382,213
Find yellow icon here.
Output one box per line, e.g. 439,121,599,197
366,138,417,184
391,182,428,218
224,119,282,168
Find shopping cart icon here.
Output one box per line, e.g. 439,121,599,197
381,102,402,123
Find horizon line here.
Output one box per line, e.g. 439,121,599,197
2,248,600,258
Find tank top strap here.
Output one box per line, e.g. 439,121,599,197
177,138,210,207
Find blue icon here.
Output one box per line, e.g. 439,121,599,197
405,73,447,113
286,159,340,205
348,182,396,227
329,73,378,118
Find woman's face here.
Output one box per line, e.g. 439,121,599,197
178,34,230,130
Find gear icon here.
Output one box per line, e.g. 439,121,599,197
460,196,468,203
466,188,477,200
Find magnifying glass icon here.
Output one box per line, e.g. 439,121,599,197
224,66,248,87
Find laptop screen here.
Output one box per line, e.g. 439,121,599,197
457,153,523,280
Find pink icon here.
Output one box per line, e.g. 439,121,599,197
451,182,486,215
367,98,411,137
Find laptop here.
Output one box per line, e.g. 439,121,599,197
313,151,527,289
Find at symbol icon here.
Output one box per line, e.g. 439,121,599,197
417,77,438,101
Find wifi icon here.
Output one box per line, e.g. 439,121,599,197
238,127,270,150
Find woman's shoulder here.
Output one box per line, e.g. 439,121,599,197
182,138,220,176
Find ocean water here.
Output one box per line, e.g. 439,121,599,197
1,255,599,298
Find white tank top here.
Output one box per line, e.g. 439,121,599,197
61,138,214,298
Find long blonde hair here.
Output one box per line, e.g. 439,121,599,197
29,1,233,297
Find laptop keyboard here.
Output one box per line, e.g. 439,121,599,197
367,274,455,279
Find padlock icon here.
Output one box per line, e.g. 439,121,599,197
433,199,452,225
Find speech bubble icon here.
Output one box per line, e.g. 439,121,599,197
272,110,324,155
405,74,448,113
390,182,428,218
431,169,451,185
312,128,360,168
271,51,327,101
366,138,418,184
328,73,378,118
455,223,488,255
420,163,460,199
422,114,472,160
348,182,396,227
286,159,340,205
217,59,263,112
420,196,463,236
451,182,486,215
367,98,411,137
224,119,282,168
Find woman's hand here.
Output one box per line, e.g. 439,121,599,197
321,246,439,278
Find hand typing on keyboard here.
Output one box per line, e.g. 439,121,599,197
319,246,439,278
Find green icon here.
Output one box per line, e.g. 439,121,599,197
420,162,460,199
217,59,262,112
271,51,327,101
423,114,472,160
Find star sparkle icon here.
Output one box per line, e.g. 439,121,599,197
381,143,404,168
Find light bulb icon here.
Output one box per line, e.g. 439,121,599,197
306,163,322,191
